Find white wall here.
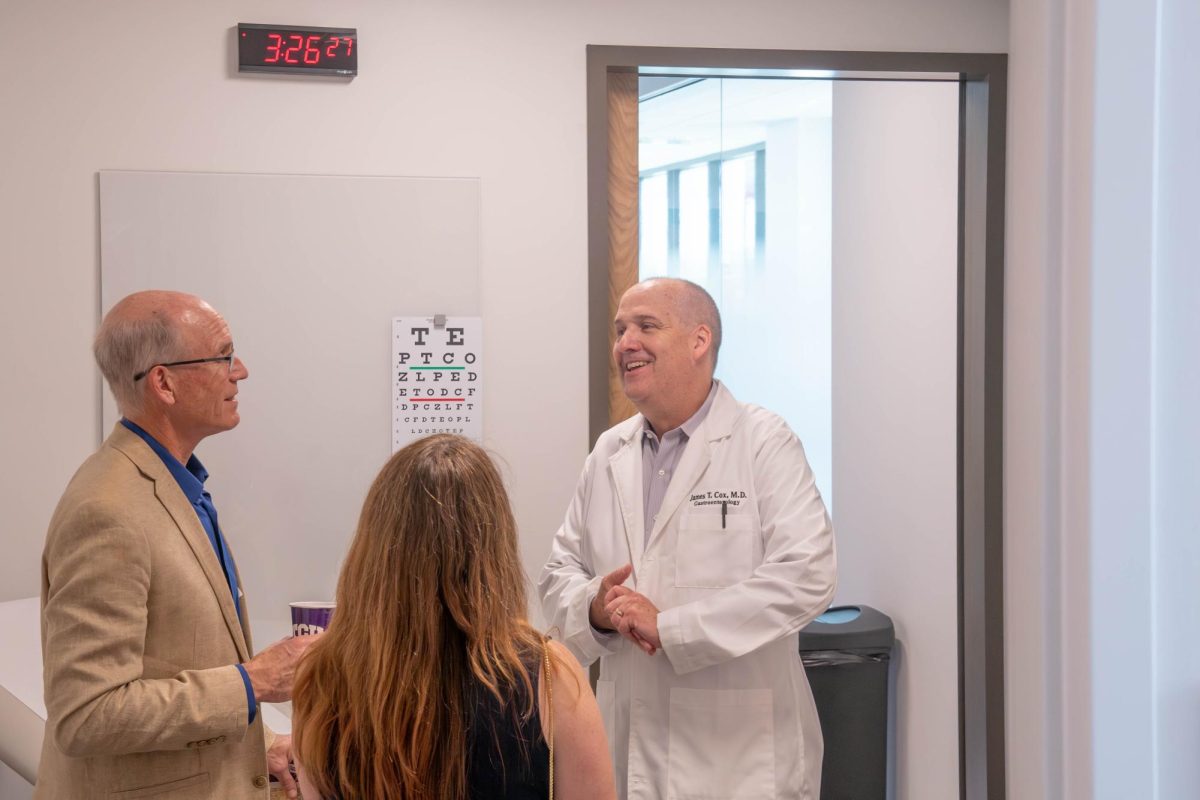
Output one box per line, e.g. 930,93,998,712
1090,0,1200,796
1004,0,1096,796
1151,2,1200,796
1005,0,1200,798
1088,0,1156,794
832,81,960,800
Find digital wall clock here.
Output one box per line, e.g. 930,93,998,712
238,23,357,77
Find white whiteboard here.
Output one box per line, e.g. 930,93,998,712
99,170,480,637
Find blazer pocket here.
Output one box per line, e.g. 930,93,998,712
667,688,774,799
675,514,756,588
107,773,210,799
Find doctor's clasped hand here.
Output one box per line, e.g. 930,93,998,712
589,563,659,656
604,584,660,656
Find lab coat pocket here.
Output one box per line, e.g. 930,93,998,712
675,514,755,588
667,688,775,799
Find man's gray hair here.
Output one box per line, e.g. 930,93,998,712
93,310,185,416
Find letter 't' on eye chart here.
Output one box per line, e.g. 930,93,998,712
392,317,483,451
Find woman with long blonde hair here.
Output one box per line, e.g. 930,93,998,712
292,434,615,800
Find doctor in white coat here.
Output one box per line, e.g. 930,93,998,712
539,278,837,800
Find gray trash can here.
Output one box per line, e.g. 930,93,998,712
798,605,894,800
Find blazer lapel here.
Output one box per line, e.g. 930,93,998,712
152,480,251,661
607,420,646,578
229,552,254,652
114,427,251,661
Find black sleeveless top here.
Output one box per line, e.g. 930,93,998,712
465,666,551,799
320,663,550,799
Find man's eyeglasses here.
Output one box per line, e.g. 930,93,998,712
133,352,236,382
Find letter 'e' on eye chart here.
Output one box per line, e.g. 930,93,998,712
392,317,483,451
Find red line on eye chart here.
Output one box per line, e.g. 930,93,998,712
409,398,466,402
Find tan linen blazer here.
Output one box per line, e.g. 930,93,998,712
35,424,274,799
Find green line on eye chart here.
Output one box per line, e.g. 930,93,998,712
409,366,466,370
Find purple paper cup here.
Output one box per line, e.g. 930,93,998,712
290,601,335,636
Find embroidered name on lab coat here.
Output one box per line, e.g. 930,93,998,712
689,489,748,508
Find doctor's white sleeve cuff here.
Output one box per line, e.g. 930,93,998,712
657,606,701,675
558,575,623,666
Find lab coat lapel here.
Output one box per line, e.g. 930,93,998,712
646,382,739,548
608,420,646,575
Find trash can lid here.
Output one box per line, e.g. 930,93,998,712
798,604,895,652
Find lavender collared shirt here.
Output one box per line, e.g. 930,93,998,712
641,381,718,544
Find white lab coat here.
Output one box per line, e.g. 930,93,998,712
539,382,837,800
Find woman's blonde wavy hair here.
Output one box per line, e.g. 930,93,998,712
293,434,557,799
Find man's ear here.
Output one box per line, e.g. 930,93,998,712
691,324,712,363
145,367,178,407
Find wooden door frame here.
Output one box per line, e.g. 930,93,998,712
586,45,1008,800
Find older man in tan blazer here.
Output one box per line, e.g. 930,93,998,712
36,291,315,799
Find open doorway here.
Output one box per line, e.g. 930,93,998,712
587,47,1007,800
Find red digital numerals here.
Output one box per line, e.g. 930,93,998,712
325,36,354,59
263,32,353,65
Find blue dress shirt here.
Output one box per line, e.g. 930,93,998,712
120,419,258,724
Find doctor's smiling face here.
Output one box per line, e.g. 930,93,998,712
613,278,715,435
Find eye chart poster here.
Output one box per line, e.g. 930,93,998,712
392,317,483,451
